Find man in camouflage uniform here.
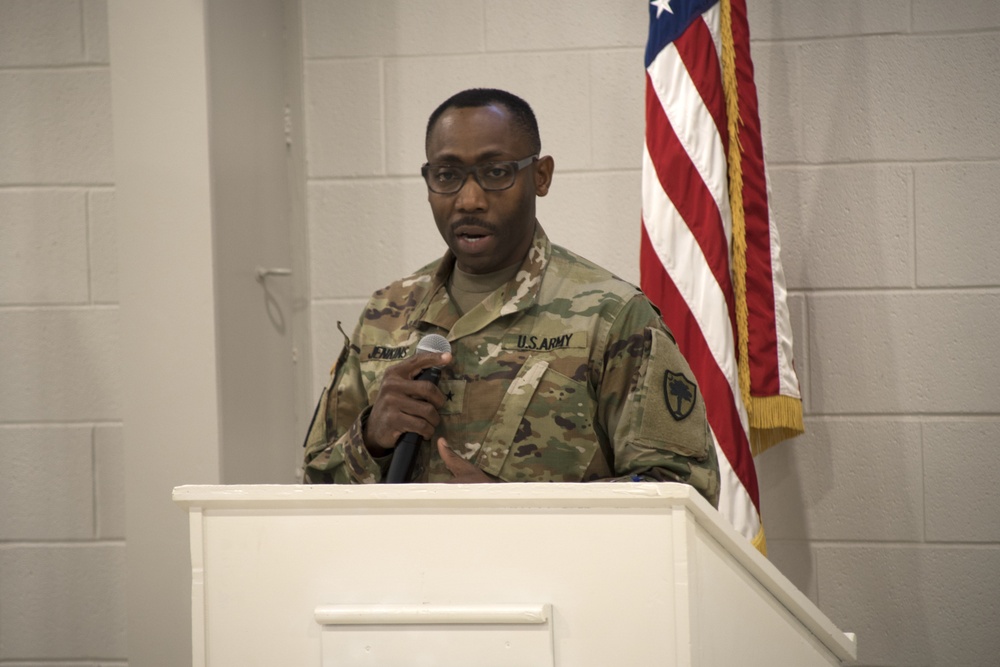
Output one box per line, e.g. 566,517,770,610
303,88,719,507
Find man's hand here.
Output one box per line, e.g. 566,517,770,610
363,351,452,455
437,438,495,483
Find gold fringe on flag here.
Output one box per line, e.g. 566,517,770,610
721,0,768,558
749,395,806,456
718,0,752,435
751,523,768,557
720,0,803,465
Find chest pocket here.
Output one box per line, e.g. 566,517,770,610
474,356,603,482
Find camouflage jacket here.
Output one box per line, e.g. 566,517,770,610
303,224,719,506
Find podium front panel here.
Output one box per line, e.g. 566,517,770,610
196,501,677,665
175,483,856,667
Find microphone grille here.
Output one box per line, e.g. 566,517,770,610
416,333,451,355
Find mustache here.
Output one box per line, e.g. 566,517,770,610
451,217,498,234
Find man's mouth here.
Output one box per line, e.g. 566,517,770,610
452,219,497,249
455,231,493,252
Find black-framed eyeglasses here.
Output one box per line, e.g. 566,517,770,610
421,155,538,194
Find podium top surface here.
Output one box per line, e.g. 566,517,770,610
173,480,709,511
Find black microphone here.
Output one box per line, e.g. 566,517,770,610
384,333,452,484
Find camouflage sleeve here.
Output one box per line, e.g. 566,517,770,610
301,322,389,484
597,296,720,507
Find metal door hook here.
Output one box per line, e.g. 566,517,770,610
255,267,292,283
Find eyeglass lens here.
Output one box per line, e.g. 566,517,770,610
423,156,536,194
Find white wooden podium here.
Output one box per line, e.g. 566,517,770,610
173,483,856,666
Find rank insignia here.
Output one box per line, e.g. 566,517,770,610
664,370,697,421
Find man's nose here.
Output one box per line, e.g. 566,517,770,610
455,173,487,211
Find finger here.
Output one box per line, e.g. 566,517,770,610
387,411,437,440
437,439,493,484
405,381,448,410
366,394,441,448
437,438,470,474
437,437,456,463
398,350,452,379
378,373,447,410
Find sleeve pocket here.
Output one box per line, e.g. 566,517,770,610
631,328,710,459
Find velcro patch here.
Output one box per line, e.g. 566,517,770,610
633,328,709,458
664,370,697,421
503,332,588,352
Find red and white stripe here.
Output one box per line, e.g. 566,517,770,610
641,3,761,541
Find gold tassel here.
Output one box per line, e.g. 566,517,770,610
721,0,804,464
722,0,770,558
720,0,752,419
750,395,806,456
751,522,768,557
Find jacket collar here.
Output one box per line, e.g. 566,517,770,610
416,221,551,336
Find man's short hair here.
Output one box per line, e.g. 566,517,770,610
425,88,541,155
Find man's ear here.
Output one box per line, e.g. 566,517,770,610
534,155,554,197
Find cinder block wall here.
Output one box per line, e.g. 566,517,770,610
0,0,126,663
3,1,998,665
750,4,1000,666
302,2,1000,666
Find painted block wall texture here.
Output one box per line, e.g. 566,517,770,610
753,3,1000,665
0,0,125,663
4,1,997,665
303,2,1000,666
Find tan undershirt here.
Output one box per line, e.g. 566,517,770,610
448,262,521,315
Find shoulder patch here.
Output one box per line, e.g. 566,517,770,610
664,370,697,421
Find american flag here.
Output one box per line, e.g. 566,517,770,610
640,0,803,551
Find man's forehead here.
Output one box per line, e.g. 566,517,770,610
426,104,530,160
435,103,508,125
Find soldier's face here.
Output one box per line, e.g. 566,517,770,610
425,104,552,275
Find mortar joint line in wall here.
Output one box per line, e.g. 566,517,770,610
303,45,644,63
791,539,1000,550
0,658,126,665
800,413,1000,420
481,1,487,52
0,183,115,189
0,420,124,428
754,32,910,47
306,175,422,184
0,63,109,72
767,158,1000,168
0,539,127,548
78,0,87,59
379,57,387,175
85,189,94,304
801,291,810,409
790,286,1000,296
910,164,917,289
919,422,927,542
0,303,120,312
91,425,99,539
755,27,1000,46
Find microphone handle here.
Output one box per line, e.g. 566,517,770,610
384,366,441,484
